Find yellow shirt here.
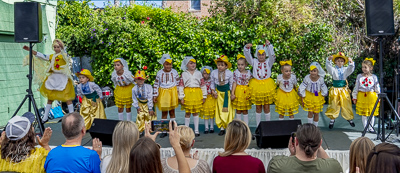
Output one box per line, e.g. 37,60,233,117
0,147,49,173
49,54,67,72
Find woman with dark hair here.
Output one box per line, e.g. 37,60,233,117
267,123,343,173
365,142,400,173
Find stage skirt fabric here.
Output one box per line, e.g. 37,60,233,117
181,87,203,113
80,96,106,130
200,95,216,119
249,78,276,105
156,86,179,111
232,85,252,111
114,83,134,108
302,90,325,113
275,89,299,116
356,91,379,116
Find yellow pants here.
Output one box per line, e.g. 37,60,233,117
325,87,354,120
80,97,107,130
215,90,235,129
136,101,157,132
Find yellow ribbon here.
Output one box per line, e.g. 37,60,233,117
258,50,265,55
279,60,292,66
204,69,210,74
365,58,376,65
237,54,245,60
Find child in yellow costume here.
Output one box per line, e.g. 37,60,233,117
352,58,380,133
210,55,234,136
76,69,106,130
325,52,355,129
132,68,156,133
231,54,252,125
178,56,207,137
153,54,179,138
275,60,299,120
200,66,216,134
243,39,276,126
299,62,328,127
111,58,135,121
22,39,75,123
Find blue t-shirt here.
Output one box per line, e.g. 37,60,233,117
44,145,101,173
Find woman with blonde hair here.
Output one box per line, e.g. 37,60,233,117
348,137,375,173
161,125,211,173
100,121,139,173
213,120,265,173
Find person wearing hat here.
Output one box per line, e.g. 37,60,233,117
352,58,380,133
0,112,52,173
326,52,356,129
243,39,276,127
178,56,207,137
200,66,216,134
111,58,135,121
153,54,180,138
132,68,156,133
210,55,234,136
76,69,106,130
298,62,328,127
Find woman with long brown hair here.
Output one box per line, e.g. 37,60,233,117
349,137,375,173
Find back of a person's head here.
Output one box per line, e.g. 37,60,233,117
366,143,400,173
176,125,195,151
107,121,139,173
296,123,321,158
61,112,84,140
129,137,162,173
1,127,35,163
349,137,375,173
220,120,251,157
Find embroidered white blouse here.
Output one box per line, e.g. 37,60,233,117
111,70,135,87
210,69,234,91
76,82,103,99
153,68,180,97
325,57,355,80
276,74,297,92
243,44,276,80
204,78,213,95
132,83,154,110
178,70,207,100
352,74,381,99
233,69,252,86
298,74,328,97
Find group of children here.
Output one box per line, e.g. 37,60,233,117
26,39,381,137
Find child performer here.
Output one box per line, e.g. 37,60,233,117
325,52,355,129
298,62,328,126
275,60,299,120
111,58,135,121
231,54,252,125
132,68,156,133
76,69,106,130
352,58,380,133
211,55,234,136
153,54,180,138
243,39,276,126
178,56,207,137
22,39,75,123
200,66,216,134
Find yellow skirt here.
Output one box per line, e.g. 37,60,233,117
249,78,276,105
215,89,235,129
80,96,107,130
232,85,252,110
356,91,379,116
200,95,216,119
156,86,179,111
114,84,134,108
275,89,300,116
40,77,75,102
136,101,157,132
302,90,325,113
182,87,203,113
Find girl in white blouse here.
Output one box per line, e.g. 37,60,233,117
275,60,299,120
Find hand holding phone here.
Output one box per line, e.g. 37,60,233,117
151,120,175,132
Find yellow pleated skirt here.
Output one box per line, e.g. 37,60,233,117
275,89,300,116
249,78,276,105
356,91,379,116
136,101,157,132
182,87,203,113
200,95,216,119
40,77,75,102
215,89,235,129
80,96,107,130
114,84,134,108
232,85,252,110
302,90,325,113
156,86,179,111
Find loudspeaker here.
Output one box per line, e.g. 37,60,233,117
14,2,42,43
89,119,121,146
365,0,395,36
255,120,301,148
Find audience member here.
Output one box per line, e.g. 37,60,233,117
44,112,102,173
213,120,265,173
365,142,400,173
267,123,342,173
349,137,375,173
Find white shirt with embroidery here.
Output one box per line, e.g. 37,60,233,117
76,81,103,99
178,70,207,100
325,57,355,80
233,69,252,86
352,74,381,99
153,68,179,97
204,78,213,95
210,69,234,91
298,74,328,97
132,84,154,110
111,70,135,87
276,74,297,92
243,44,276,80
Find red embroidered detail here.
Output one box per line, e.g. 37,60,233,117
55,64,60,68
369,81,371,84
362,81,365,84
366,84,368,87
56,59,59,61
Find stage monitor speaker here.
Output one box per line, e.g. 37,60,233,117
89,119,120,146
365,0,395,36
255,120,301,148
14,2,42,43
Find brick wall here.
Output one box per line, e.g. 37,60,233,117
164,0,211,17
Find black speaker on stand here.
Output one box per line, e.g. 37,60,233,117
255,120,301,148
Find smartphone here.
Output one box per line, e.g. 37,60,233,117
151,120,174,132
291,132,296,144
